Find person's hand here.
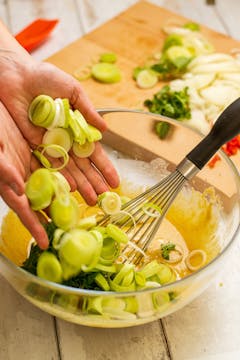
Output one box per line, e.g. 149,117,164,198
0,51,119,205
0,102,49,249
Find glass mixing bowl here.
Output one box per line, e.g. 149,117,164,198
0,109,240,328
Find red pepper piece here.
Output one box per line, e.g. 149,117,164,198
223,135,240,157
208,154,220,168
15,18,59,52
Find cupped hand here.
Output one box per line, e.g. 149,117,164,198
0,53,119,205
0,102,49,249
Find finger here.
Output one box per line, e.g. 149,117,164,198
66,157,98,205
0,183,49,249
89,142,120,189
0,153,25,195
70,153,109,195
30,152,78,192
69,85,107,131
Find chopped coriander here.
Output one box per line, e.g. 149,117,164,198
168,291,177,301
154,121,171,139
63,272,103,290
21,243,43,275
144,85,191,120
21,222,57,275
161,243,176,260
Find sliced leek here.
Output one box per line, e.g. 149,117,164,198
25,168,55,210
42,128,73,158
98,191,122,215
72,141,95,158
37,252,63,283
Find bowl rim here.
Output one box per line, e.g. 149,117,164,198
1,107,240,297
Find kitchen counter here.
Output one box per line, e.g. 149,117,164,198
0,1,240,359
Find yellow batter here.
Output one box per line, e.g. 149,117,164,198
0,184,222,282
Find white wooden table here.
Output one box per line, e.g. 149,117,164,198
0,1,240,359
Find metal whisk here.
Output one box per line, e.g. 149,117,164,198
98,98,240,264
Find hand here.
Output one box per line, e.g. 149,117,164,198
0,51,119,205
0,102,49,249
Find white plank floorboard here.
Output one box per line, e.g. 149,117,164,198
150,0,226,34
0,276,59,360
57,320,170,360
0,0,9,25
216,0,240,40
163,241,240,360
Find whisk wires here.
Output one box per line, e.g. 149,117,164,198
98,170,186,265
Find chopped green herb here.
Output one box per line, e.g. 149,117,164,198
63,272,103,290
168,291,177,301
21,222,57,274
161,243,176,260
154,121,171,139
144,85,191,120
21,243,43,275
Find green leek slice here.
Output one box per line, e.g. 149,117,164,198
25,168,55,210
136,69,158,89
50,194,79,231
37,252,62,283
91,62,121,83
99,53,117,64
98,191,122,215
29,95,56,128
72,141,95,158
58,229,101,270
42,128,73,158
106,224,129,244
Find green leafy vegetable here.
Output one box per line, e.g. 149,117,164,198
21,222,57,274
63,272,102,290
161,243,176,260
154,121,171,139
144,85,191,120
150,52,191,80
21,243,43,275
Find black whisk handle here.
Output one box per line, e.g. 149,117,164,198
186,97,240,169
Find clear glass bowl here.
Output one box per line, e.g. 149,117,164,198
0,109,240,328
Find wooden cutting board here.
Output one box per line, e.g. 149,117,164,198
47,0,240,110
46,0,240,197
